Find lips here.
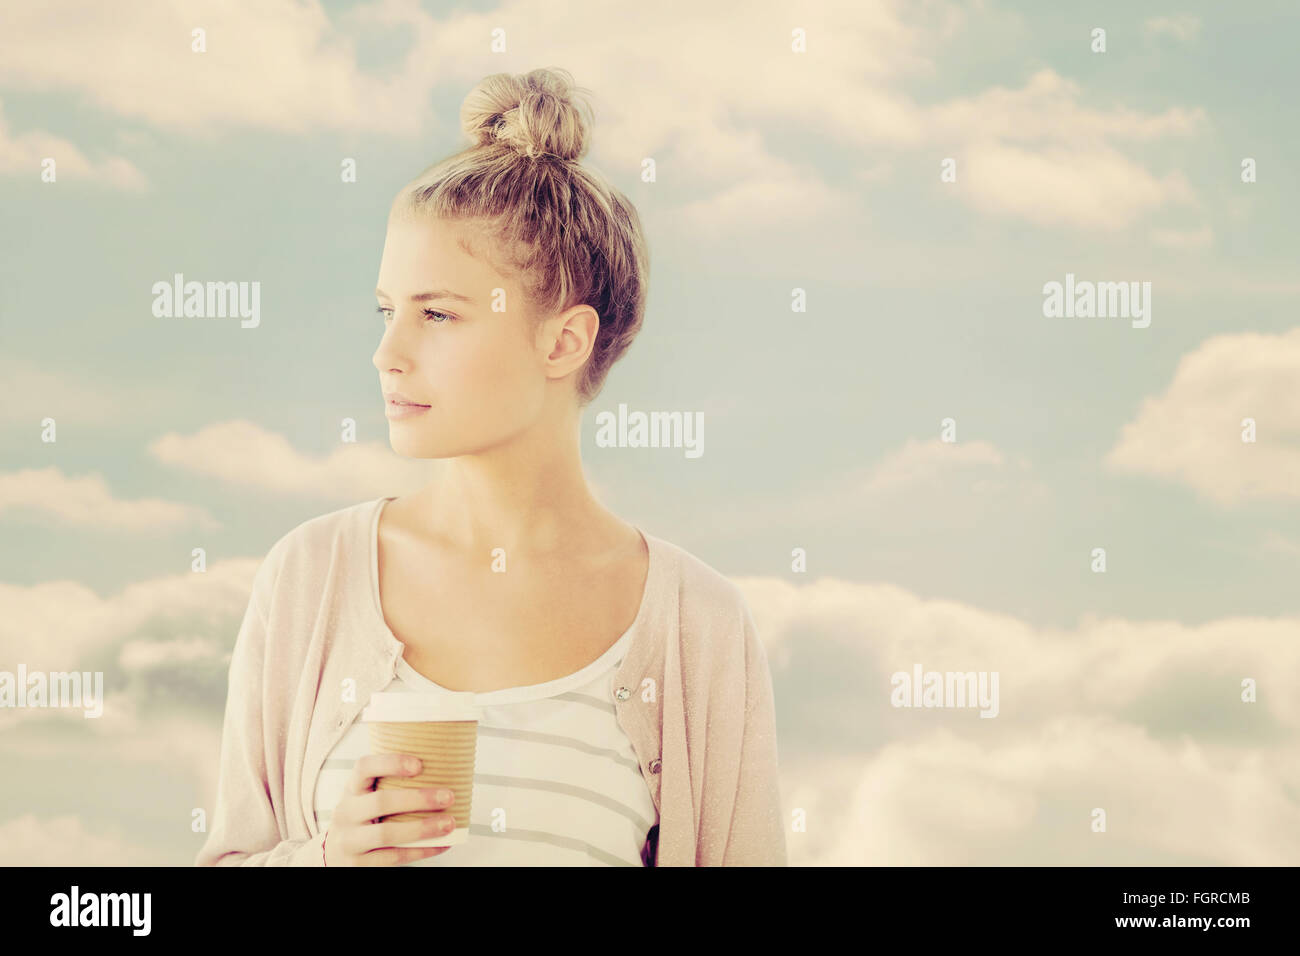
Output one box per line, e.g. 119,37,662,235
383,391,430,407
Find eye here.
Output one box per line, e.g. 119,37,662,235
374,306,455,324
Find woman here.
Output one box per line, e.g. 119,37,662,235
195,68,785,867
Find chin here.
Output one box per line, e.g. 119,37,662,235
388,433,436,458
388,432,461,460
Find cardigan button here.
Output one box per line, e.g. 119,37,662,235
648,758,661,774
614,686,631,702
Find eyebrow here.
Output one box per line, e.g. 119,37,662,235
374,287,475,305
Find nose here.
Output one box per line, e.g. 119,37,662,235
371,310,411,374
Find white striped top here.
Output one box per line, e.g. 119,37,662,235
311,619,659,866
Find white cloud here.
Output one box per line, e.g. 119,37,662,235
859,437,1007,495
0,557,267,866
664,436,1049,536
1150,224,1213,249
0,0,1205,231
1260,530,1300,556
0,0,428,136
147,420,433,499
0,813,172,866
739,574,1300,731
775,437,1047,527
926,68,1205,146
961,140,1195,231
0,357,164,424
119,635,228,672
673,171,843,237
0,698,229,864
1145,15,1202,42
3,536,1297,865
855,160,894,184
0,467,220,531
1104,327,1300,505
815,717,1298,865
732,573,1300,864
0,97,146,187
0,557,259,668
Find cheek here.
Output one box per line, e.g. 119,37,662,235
433,326,539,407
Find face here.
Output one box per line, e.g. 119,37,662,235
373,214,559,458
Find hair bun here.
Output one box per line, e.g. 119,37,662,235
460,67,593,162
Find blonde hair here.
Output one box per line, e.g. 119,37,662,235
395,67,649,406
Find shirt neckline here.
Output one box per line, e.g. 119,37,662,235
367,495,658,705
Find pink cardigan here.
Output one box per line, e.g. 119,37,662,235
195,497,787,867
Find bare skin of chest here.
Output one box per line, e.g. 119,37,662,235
377,508,648,694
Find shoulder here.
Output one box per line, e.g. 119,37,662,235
271,497,379,554
646,531,752,632
253,498,383,595
647,533,776,722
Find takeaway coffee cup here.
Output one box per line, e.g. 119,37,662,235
361,691,479,847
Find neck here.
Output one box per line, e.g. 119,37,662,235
418,401,610,556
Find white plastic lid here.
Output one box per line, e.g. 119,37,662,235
361,691,479,722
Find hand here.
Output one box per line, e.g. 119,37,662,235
323,753,456,866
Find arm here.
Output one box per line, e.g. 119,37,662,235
195,556,324,867
721,594,788,866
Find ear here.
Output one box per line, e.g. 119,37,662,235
541,303,600,381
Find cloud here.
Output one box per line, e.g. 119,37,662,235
925,68,1206,146
4,542,1298,865
0,0,432,137
654,435,1051,542
0,813,173,866
147,420,433,499
0,557,267,865
0,0,1206,232
960,141,1195,231
673,170,843,237
1149,224,1213,249
653,24,1206,233
855,160,894,184
814,717,1298,865
858,437,1007,495
1260,531,1300,556
751,437,1048,531
0,357,166,424
1145,15,1201,42
0,467,220,531
1104,328,1300,505
735,575,1300,734
868,66,1206,229
0,697,229,864
119,635,228,673
731,574,1300,864
0,556,259,672
0,97,146,187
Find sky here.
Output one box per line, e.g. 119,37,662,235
0,0,1297,866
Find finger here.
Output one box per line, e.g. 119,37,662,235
336,818,446,860
357,844,450,867
348,752,420,796
357,785,452,824
370,813,455,850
